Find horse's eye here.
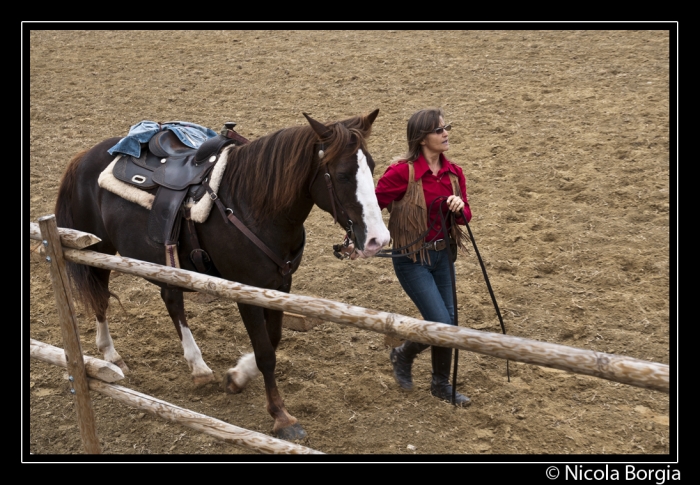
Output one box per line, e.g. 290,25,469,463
336,172,352,183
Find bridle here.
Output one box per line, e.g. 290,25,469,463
309,144,356,243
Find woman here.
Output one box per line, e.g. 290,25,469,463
376,107,472,406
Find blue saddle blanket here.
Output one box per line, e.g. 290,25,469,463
108,120,218,158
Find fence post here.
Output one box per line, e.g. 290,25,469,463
38,215,102,454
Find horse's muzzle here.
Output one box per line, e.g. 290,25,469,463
352,233,389,258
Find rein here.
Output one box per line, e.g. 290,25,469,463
309,145,356,240
371,197,453,259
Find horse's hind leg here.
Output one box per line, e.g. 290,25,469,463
91,268,129,373
160,287,216,386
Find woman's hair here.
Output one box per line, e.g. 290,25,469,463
392,107,446,164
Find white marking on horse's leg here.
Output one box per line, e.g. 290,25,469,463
95,316,128,371
354,149,390,257
179,322,214,378
228,352,261,390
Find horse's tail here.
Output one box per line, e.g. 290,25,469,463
55,149,87,230
54,149,114,317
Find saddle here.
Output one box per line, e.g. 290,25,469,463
111,122,250,269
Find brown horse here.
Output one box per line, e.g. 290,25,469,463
54,110,389,440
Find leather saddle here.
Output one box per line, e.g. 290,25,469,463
111,123,249,248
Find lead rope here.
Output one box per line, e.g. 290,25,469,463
437,198,510,407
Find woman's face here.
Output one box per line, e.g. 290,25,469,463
420,116,450,156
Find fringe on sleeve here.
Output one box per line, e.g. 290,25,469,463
387,163,431,263
449,173,471,256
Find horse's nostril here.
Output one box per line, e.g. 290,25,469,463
365,237,381,250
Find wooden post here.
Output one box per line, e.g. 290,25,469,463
37,215,102,454
29,221,102,249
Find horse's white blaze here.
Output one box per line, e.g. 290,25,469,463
354,149,390,257
179,322,213,377
95,316,123,365
229,352,261,388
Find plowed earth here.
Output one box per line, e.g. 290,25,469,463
27,29,673,460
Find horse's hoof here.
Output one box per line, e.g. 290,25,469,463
275,423,307,441
114,359,130,373
224,371,243,394
193,372,217,387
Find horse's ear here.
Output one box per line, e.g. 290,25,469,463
303,112,332,139
365,109,380,127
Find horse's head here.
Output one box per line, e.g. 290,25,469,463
304,109,390,258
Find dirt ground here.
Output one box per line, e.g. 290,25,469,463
26,29,673,461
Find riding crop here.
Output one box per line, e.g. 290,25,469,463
438,199,510,407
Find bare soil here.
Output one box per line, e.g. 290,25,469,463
26,29,673,460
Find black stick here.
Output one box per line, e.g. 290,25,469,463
462,214,510,381
438,201,461,405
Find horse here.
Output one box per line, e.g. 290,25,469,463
54,109,390,440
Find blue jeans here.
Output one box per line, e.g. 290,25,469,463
392,250,466,396
392,249,456,328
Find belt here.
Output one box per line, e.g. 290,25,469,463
425,239,447,251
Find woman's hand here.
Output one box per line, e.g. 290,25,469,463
446,195,465,213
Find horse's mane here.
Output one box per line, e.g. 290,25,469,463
222,114,372,222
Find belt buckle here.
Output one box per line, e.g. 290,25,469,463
433,239,445,251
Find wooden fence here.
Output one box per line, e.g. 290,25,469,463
28,216,670,454
29,339,323,454
29,216,322,454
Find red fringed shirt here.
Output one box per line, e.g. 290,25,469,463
375,153,471,243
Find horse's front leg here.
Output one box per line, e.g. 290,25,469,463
228,303,306,440
161,287,216,386
224,306,285,393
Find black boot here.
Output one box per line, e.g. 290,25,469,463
430,346,471,407
390,340,428,390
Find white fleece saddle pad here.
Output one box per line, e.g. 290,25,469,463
97,145,232,224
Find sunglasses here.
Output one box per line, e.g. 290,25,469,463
431,124,452,135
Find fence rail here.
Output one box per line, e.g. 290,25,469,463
29,222,670,394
